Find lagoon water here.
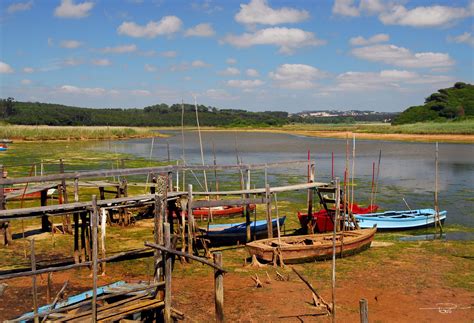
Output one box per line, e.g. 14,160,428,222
104,130,474,228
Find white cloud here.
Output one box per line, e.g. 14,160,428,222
223,27,326,54
359,0,385,14
21,79,32,85
333,0,359,17
335,69,454,91
185,23,215,37
226,58,237,65
63,58,83,66
60,85,106,95
246,68,259,77
144,64,157,72
23,67,35,73
191,60,210,68
379,4,471,27
350,33,389,46
54,0,94,19
131,89,151,96
269,64,326,89
161,51,177,58
117,16,182,38
0,62,14,74
60,40,83,49
100,44,137,53
235,0,309,26
227,79,264,88
448,32,474,46
92,59,111,66
218,67,240,76
352,44,455,68
7,1,33,14
205,89,238,100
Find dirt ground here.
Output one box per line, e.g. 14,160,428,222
1,245,472,322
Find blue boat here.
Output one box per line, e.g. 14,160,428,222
355,208,446,230
200,216,286,246
0,146,7,151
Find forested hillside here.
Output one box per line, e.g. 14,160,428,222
393,82,474,125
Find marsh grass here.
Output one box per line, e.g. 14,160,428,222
0,125,160,141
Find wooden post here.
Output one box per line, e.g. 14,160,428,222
0,165,5,211
73,178,80,264
59,159,71,234
245,169,251,242
214,252,224,323
40,189,50,232
163,223,172,323
265,184,273,239
99,187,105,200
80,212,87,262
30,239,39,323
154,195,162,283
187,184,195,258
307,163,315,234
150,173,157,194
91,195,98,323
359,298,368,323
331,177,340,322
46,272,52,304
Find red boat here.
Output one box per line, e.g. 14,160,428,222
191,204,256,218
4,187,41,200
298,204,378,233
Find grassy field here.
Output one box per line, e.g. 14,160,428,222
0,125,161,141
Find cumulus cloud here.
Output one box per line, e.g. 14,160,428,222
54,0,94,19
60,85,106,95
359,0,385,14
447,32,474,46
246,68,259,77
92,59,111,66
235,0,309,25
100,44,137,53
185,23,215,37
60,40,83,49
226,58,237,65
269,64,326,89
23,67,35,73
191,60,210,68
7,0,33,14
335,69,454,91
118,16,182,38
227,79,264,88
223,27,325,54
0,62,14,74
379,5,471,27
218,67,240,76
161,51,177,58
352,44,455,68
333,0,360,17
144,64,157,72
350,33,389,46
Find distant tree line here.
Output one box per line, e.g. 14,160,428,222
0,100,397,127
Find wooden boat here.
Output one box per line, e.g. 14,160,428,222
192,204,256,218
0,144,7,151
246,227,376,264
356,208,446,230
199,216,286,246
298,203,378,233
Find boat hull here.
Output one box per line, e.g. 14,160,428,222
246,227,376,264
356,209,447,230
201,216,286,246
192,204,256,218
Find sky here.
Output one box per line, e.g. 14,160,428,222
0,0,473,112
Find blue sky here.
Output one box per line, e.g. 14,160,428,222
0,0,473,112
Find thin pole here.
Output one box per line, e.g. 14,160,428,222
331,151,334,180
166,140,170,162
163,223,172,323
214,252,224,323
91,195,98,323
434,142,443,233
194,96,209,193
212,141,219,195
350,134,355,213
181,99,186,191
373,150,382,205
332,177,340,322
274,193,281,244
370,162,375,208
30,239,39,323
144,137,155,193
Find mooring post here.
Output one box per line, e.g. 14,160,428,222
163,223,172,323
30,239,39,323
154,195,163,283
91,195,98,323
214,252,224,323
245,169,251,242
46,272,52,304
307,163,315,234
187,184,195,258
359,298,368,323
265,184,273,239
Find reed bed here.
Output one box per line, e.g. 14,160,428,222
0,125,160,141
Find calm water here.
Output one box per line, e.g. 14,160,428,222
103,130,473,227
